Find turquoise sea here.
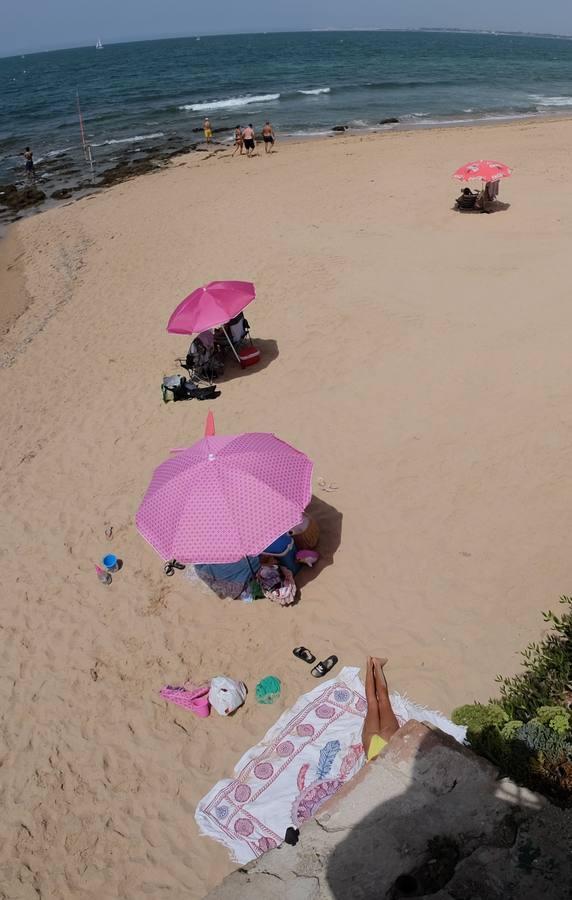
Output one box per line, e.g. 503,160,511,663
1,30,572,186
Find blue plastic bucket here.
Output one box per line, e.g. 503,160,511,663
102,553,119,572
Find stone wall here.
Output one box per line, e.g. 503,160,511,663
206,721,572,899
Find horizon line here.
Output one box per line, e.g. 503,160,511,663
2,25,572,59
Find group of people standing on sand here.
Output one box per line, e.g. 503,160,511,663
203,117,276,157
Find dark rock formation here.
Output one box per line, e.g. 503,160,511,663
1,140,200,224
156,146,194,161
379,117,400,125
332,125,348,132
0,184,18,205
50,188,74,200
96,158,158,187
0,184,46,210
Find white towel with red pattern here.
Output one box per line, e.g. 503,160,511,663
195,666,465,864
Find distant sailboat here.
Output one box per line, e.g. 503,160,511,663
96,38,104,50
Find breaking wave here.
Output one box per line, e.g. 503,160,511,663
92,132,165,147
531,94,572,107
179,94,280,111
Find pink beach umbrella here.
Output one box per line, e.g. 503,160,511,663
135,429,313,564
167,280,255,335
453,160,512,183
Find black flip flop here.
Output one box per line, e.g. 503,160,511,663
311,655,338,678
164,559,186,577
293,647,316,664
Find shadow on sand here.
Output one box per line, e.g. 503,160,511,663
323,728,566,899
216,338,279,383
453,201,511,215
295,494,343,600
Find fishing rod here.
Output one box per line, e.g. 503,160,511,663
76,89,95,182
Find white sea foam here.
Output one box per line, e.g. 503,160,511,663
46,147,72,158
298,87,331,95
285,129,333,138
530,94,572,107
179,94,280,111
413,113,531,126
92,132,165,147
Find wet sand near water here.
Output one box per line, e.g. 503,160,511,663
0,227,29,336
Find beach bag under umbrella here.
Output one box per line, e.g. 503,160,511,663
135,427,313,565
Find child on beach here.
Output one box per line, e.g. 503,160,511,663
203,118,213,144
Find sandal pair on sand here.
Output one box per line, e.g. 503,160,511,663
293,647,338,678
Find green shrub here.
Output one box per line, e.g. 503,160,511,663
501,720,524,740
451,703,508,732
452,596,572,805
515,720,571,763
495,596,572,721
535,706,571,735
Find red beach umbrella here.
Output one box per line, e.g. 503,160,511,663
453,160,512,183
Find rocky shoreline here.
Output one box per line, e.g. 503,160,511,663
0,120,403,230
0,136,216,228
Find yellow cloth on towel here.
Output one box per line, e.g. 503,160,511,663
366,734,387,762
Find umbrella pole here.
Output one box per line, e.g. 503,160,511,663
222,325,242,364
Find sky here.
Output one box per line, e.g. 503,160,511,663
2,0,572,56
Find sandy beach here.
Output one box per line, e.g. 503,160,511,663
2,117,572,897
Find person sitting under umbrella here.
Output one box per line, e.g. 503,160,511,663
185,330,224,381
214,311,250,352
455,187,478,210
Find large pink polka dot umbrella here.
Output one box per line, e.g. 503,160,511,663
135,417,313,564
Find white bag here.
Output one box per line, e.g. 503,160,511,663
209,676,247,716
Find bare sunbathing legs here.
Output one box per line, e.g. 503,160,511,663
362,656,400,760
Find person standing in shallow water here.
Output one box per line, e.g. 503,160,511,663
262,121,275,153
242,123,256,157
203,118,213,144
22,147,35,181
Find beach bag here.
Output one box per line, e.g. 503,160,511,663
209,676,247,716
257,564,297,606
162,375,220,403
